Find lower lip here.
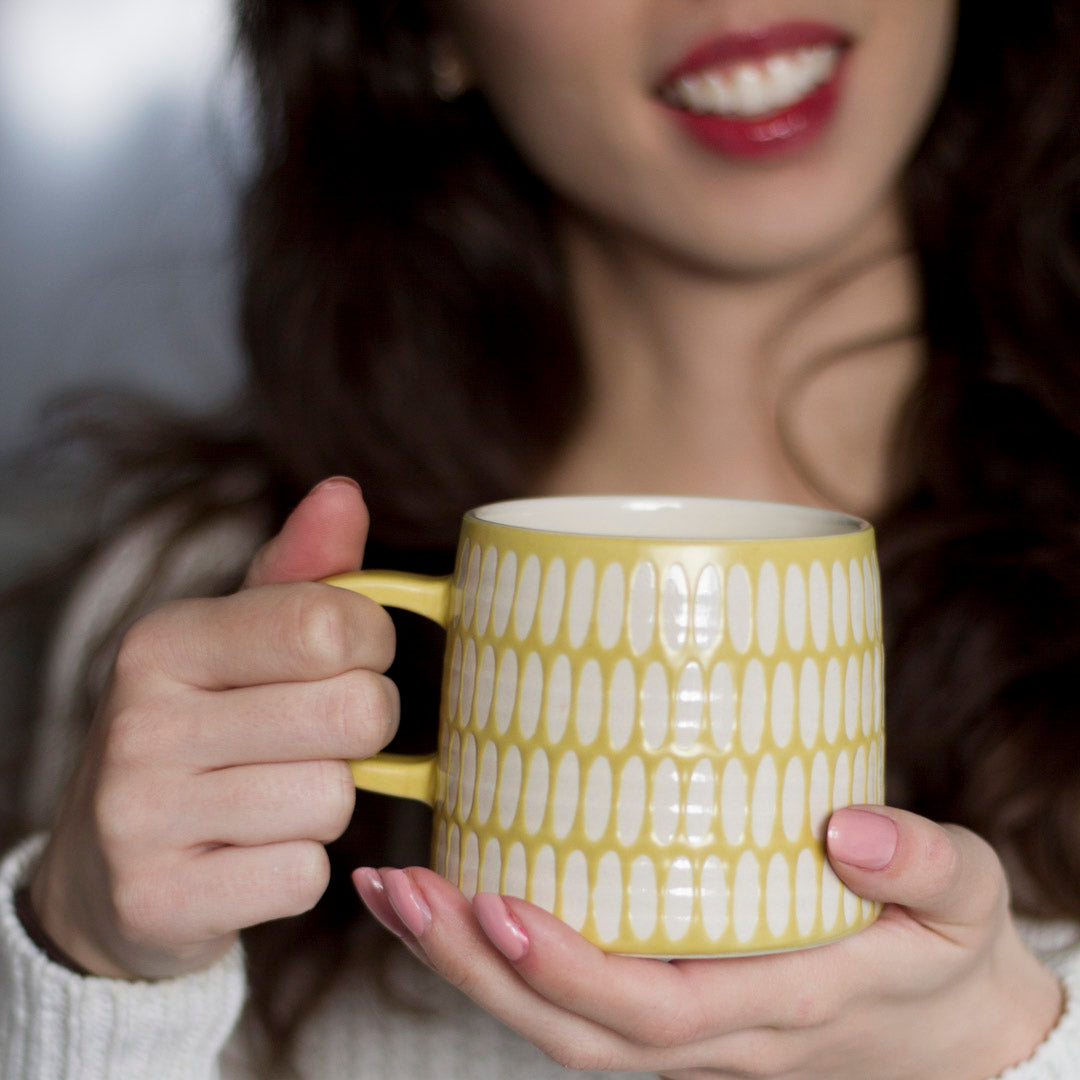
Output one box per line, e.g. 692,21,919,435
662,56,848,161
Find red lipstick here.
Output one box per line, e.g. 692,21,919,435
659,21,850,161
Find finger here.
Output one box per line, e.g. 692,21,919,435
116,580,396,690
826,805,1008,932
245,476,369,588
165,668,400,769
180,759,357,847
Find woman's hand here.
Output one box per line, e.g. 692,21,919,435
30,477,398,980
356,806,1063,1079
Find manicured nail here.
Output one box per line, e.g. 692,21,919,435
352,867,413,940
473,893,530,962
827,808,899,870
382,869,432,938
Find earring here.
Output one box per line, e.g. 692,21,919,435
430,37,471,102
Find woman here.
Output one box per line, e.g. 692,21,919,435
3,0,1080,1076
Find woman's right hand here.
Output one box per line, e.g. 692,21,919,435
28,477,398,980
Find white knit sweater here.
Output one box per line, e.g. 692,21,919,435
3,507,1079,1078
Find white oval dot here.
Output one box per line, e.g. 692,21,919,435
584,756,613,842
568,558,596,649
795,848,818,936
476,546,498,635
481,836,502,894
641,662,670,750
651,757,681,846
617,756,647,847
504,842,527,900
448,636,463,720
809,561,829,651
519,652,543,739
446,825,461,886
799,658,821,749
862,555,876,644
540,558,566,646
523,749,550,835
475,740,498,824
727,564,753,655
674,662,704,750
752,755,778,848
461,831,480,898
561,850,589,932
766,853,791,938
435,821,447,877
576,659,604,746
694,564,722,651
494,650,518,735
782,756,806,842
849,557,864,644
832,749,851,810
874,646,885,733
771,662,795,749
821,861,841,931
446,731,461,814
546,654,572,743
629,561,658,655
552,752,580,840
701,855,728,940
784,564,807,651
709,662,736,751
460,640,477,725
851,744,867,806
661,563,690,651
809,751,830,839
721,757,748,845
823,658,842,744
861,651,874,736
831,561,849,647
868,740,880,804
462,545,482,630
597,562,625,649
844,655,860,740
459,734,478,817
514,555,541,640
733,851,760,944
532,845,556,913
685,759,716,846
492,550,517,638
740,659,766,754
629,856,658,941
474,645,495,730
757,561,780,656
593,851,623,944
607,658,636,751
663,857,695,942
843,884,858,927
498,745,523,829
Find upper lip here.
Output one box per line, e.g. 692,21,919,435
659,20,851,85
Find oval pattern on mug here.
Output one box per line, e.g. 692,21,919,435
492,550,517,638
701,854,728,941
709,662,736,751
650,757,681,846
733,851,761,944
661,563,690,651
664,857,695,942
757,561,780,656
546,654,572,743
461,831,480,898
519,651,543,739
721,757,748,845
822,658,842,744
861,650,874,736
808,750,830,838
523,749,550,835
629,561,658,655
593,851,623,945
607,658,636,751
617,756,647,847
498,744,523,829
532,844,556,913
844,655,860,740
504,841,528,900
771,662,795,749
809,561,829,651
576,659,604,746
848,557,864,644
798,658,821,749
568,557,596,649
751,755,778,848
540,557,566,646
481,836,502,894
795,847,818,936
459,734,478,818
561,850,589,932
476,546,498,636
597,562,626,649
583,756,613,842
674,662,704,750
552,752,581,840
782,756,805,842
726,564,753,655
641,662,670,750
514,554,541,640
494,649,518,735
684,759,716,846
475,739,498,824
460,640,477,727
831,560,849,647
740,660,766,754
629,855,658,941
462,543,482,631
474,645,495,731
694,564,722,651
766,853,791,938
784,563,807,651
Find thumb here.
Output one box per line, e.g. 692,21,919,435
244,476,370,588
826,805,1008,933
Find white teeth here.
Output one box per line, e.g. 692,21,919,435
663,43,841,118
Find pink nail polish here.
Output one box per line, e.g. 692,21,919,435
828,808,898,870
382,869,432,938
352,867,413,940
474,893,530,962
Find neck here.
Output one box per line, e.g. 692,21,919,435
540,198,923,515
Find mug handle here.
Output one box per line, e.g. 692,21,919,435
322,570,453,807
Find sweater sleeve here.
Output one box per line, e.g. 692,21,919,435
0,835,247,1080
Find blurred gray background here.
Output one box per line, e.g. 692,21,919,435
0,0,249,576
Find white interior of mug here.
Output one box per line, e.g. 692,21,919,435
469,496,867,540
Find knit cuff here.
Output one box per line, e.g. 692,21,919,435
0,835,247,1080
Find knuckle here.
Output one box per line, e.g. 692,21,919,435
538,1033,619,1073
290,584,353,672
111,868,174,946
336,671,400,751
638,1005,702,1050
113,608,173,681
279,843,331,914
314,759,356,839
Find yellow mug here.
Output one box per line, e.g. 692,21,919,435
327,496,884,955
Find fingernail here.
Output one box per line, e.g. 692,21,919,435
827,808,898,870
314,475,360,493
382,869,432,938
473,893,530,962
352,867,413,940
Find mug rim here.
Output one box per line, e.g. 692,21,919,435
466,495,870,542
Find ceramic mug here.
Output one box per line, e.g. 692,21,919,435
326,496,884,956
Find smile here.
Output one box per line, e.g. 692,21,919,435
660,44,842,119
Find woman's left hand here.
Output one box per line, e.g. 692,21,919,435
354,805,1062,1079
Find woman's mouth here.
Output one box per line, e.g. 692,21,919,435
657,24,850,160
